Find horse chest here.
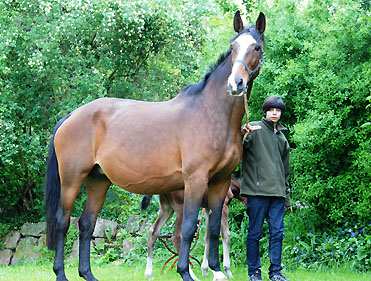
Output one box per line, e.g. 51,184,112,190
212,142,242,177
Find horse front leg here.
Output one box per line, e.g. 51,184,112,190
177,174,207,281
208,179,230,281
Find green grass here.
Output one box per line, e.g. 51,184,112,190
0,261,370,281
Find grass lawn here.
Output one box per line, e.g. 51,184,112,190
0,261,370,281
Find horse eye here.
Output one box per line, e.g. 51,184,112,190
255,45,260,51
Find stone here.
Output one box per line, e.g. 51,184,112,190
0,249,13,266
66,238,80,263
125,215,142,234
70,217,79,232
139,218,152,233
20,222,46,237
38,234,47,249
122,237,134,255
92,218,117,239
66,238,94,263
92,238,105,246
5,230,20,249
11,237,40,265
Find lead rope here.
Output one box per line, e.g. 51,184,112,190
243,91,249,140
239,51,265,140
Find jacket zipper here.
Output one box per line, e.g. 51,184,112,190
256,166,260,186
274,131,280,194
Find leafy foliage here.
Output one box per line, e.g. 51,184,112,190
0,0,371,271
228,0,371,270
283,207,371,271
248,0,371,227
0,0,222,213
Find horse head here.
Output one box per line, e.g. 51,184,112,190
227,11,266,97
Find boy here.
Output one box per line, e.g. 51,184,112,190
240,96,292,281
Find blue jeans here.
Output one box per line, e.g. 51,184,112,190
246,196,285,276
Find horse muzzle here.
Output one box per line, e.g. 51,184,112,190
227,77,248,96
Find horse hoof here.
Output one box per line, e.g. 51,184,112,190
201,268,209,277
144,273,154,280
179,272,194,281
79,271,98,281
224,267,233,279
212,270,228,281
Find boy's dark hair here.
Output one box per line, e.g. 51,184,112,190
262,96,285,117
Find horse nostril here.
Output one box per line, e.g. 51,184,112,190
237,78,244,90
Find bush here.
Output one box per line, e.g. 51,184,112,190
0,0,222,215
284,210,371,271
247,0,371,229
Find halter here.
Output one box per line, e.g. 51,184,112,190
231,50,265,97
234,50,265,140
235,50,265,84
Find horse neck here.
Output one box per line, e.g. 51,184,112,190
202,56,245,131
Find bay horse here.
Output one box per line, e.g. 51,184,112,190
141,178,246,280
45,10,265,281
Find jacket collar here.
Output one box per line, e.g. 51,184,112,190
262,117,287,132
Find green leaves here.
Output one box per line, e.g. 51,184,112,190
0,0,221,213
249,0,371,228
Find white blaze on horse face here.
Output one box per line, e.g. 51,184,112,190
228,34,257,93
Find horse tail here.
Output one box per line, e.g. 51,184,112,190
140,195,153,211
45,114,70,250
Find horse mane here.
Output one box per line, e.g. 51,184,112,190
180,49,232,96
180,24,264,97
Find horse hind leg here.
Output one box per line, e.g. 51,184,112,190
78,176,111,281
221,204,233,278
53,180,83,281
201,210,210,277
145,195,174,280
171,196,183,254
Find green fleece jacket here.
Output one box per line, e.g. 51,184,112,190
240,117,291,207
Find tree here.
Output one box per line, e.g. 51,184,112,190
247,0,371,227
0,0,222,214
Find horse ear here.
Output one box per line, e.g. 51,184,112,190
233,11,244,33
255,12,266,34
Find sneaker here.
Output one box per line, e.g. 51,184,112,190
250,270,263,281
269,272,289,281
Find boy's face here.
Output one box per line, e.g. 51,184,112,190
265,108,281,124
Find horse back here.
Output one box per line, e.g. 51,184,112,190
54,98,185,194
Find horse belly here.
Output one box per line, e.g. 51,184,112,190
115,172,184,195
96,140,184,195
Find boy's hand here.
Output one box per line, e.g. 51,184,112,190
241,124,262,136
285,206,293,212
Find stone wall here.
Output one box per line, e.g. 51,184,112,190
0,215,150,266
